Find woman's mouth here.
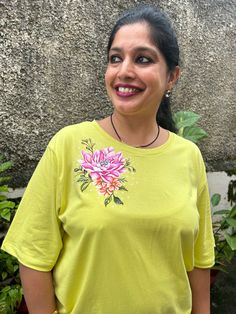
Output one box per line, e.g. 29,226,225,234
115,86,143,97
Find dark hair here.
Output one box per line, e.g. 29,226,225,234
107,5,179,132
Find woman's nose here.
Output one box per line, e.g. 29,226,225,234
117,59,136,80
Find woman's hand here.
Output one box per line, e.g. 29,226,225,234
19,263,57,314
187,267,211,314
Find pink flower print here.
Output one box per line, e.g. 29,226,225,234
95,177,122,196
80,147,126,182
75,139,136,206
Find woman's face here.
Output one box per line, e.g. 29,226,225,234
105,22,177,117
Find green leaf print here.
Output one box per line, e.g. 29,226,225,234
118,178,127,183
77,176,90,183
81,138,95,153
119,186,128,191
125,159,136,173
80,181,91,192
127,166,136,173
104,195,112,207
113,195,124,205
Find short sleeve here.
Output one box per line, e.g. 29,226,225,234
194,156,215,268
1,145,63,271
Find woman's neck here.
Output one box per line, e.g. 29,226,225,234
97,111,169,148
111,112,159,147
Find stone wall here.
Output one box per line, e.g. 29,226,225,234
0,0,235,187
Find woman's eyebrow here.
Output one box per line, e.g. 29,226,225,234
109,46,158,55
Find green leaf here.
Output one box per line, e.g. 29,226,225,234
6,258,14,273
0,286,11,294
211,193,221,207
224,233,236,250
125,159,131,167
0,176,11,184
182,126,208,144
0,208,11,221
13,265,19,272
81,139,89,145
104,195,112,207
1,272,7,280
127,166,136,173
229,205,236,218
0,301,7,313
74,167,82,172
0,161,12,173
222,243,234,261
226,218,236,228
119,186,128,191
77,176,89,183
0,185,9,192
81,138,95,153
213,209,230,216
0,284,23,312
0,200,15,210
80,182,90,192
211,265,228,273
113,195,124,205
86,146,94,153
118,178,127,183
173,111,200,129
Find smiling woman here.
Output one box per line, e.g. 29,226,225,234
1,5,214,314
105,23,178,137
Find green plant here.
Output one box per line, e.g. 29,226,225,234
173,111,208,144
0,155,22,313
0,158,16,223
0,280,22,314
174,113,236,274
211,193,236,272
227,169,236,204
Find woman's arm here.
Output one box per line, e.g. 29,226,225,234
187,267,211,314
19,263,57,314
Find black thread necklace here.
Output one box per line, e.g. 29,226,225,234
110,114,160,148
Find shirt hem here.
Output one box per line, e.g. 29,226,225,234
1,243,54,272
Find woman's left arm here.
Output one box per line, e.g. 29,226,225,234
187,267,211,314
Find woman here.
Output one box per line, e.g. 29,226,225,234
2,5,215,314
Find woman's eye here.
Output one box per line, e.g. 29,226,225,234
136,56,153,64
110,55,122,63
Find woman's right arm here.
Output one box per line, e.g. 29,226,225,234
19,263,57,314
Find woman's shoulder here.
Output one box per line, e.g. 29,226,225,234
55,121,94,137
50,121,94,142
45,121,97,154
169,131,204,162
171,131,201,151
170,132,206,176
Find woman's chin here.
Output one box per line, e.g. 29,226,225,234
114,107,142,117
112,101,144,115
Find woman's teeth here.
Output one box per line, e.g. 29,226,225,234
117,87,139,93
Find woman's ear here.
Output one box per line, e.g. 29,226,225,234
167,66,181,90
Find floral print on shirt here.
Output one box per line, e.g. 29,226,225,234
74,139,136,206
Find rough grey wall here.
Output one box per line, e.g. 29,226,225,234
0,0,235,187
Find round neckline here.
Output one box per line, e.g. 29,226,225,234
91,120,174,156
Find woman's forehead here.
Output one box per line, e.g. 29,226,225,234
110,22,155,49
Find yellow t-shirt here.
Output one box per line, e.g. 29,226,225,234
2,121,215,314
